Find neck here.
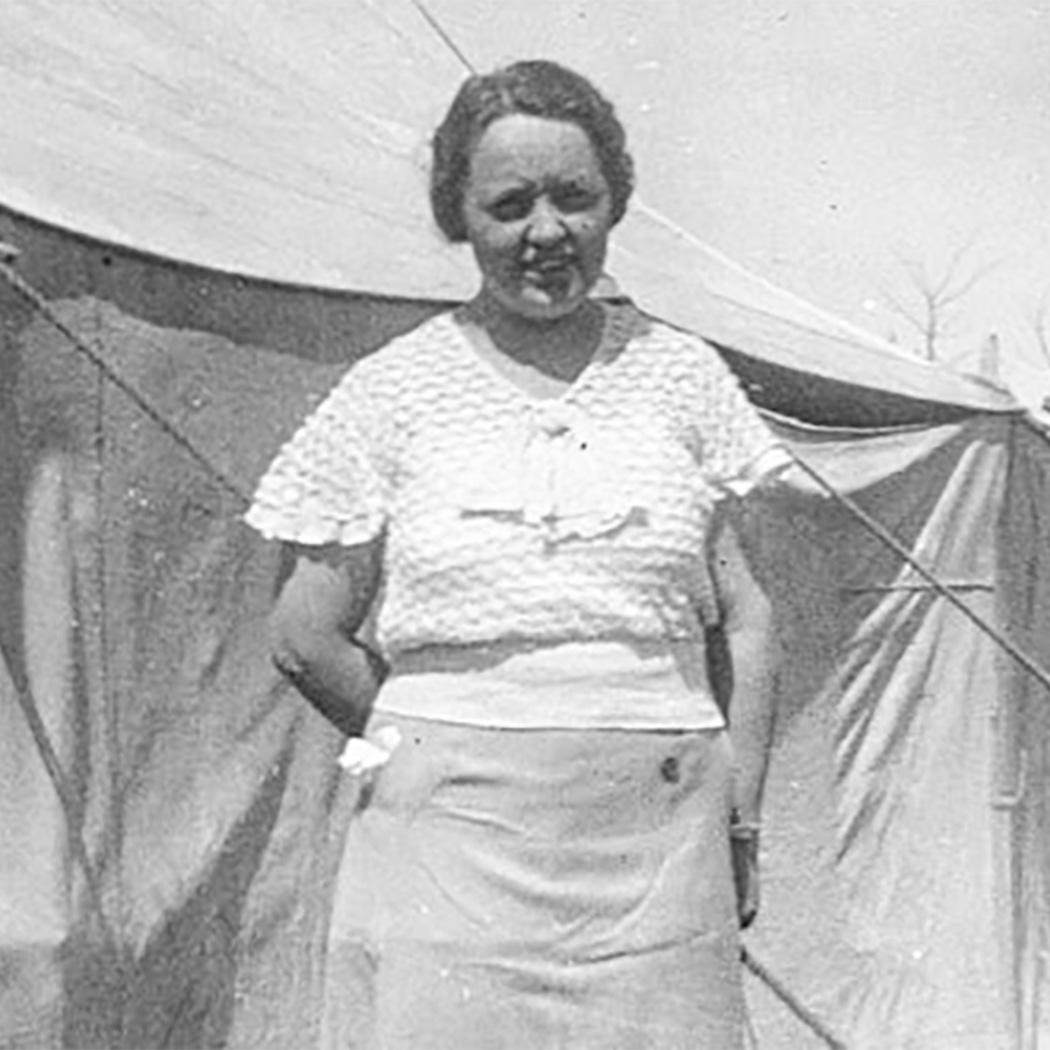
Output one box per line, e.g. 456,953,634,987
462,293,604,382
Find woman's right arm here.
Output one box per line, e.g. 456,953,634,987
269,538,385,737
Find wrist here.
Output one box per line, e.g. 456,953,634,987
351,638,389,687
730,809,762,841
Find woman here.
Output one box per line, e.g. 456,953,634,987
247,60,785,1050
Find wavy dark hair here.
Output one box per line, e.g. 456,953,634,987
430,60,635,242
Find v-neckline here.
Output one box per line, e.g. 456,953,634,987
448,301,619,405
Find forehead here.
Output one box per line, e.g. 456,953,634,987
467,114,604,189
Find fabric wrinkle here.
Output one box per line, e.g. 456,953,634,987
243,301,779,1049
323,715,744,1049
244,302,786,680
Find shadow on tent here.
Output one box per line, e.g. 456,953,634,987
2,207,1050,1049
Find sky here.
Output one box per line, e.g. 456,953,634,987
429,0,1050,406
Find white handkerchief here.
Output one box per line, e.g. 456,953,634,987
337,725,402,775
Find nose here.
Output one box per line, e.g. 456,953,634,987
525,198,567,246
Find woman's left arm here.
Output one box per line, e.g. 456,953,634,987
709,504,780,925
711,509,779,824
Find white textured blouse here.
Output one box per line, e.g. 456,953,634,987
246,302,787,730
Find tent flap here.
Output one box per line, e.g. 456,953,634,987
2,299,1039,1047
746,416,1019,1049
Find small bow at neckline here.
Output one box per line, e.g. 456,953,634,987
459,403,640,542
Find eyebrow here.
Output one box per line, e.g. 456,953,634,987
490,184,532,200
483,173,598,197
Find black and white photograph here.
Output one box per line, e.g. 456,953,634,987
2,3,1049,1048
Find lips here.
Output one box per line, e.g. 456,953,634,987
523,250,576,273
522,254,577,288
523,267,575,301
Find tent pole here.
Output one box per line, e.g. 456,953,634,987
388,6,860,1040
7,230,1050,1046
9,2,1046,1041
0,244,125,964
0,255,254,976
0,620,123,966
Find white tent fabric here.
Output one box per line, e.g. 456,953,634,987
0,0,1017,412
3,300,1047,1050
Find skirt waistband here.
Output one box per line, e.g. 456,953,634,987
377,639,725,731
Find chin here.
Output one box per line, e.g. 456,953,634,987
495,283,591,323
519,298,585,323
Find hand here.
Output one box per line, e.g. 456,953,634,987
337,725,401,776
731,832,760,929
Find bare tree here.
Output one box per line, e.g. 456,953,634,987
1032,296,1050,372
1024,296,1050,413
878,238,999,361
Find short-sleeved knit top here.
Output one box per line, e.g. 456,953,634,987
246,301,787,728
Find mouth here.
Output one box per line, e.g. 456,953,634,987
525,252,576,272
521,255,578,294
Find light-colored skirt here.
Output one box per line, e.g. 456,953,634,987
321,714,744,1050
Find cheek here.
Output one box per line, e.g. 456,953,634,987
576,217,611,253
471,225,522,265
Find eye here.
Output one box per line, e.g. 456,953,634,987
486,191,534,222
552,184,601,213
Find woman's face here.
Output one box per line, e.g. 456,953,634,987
461,114,614,323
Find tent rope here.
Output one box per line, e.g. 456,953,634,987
0,258,250,507
14,257,1046,1050
742,947,849,1049
402,0,1050,697
0,254,251,973
4,2,1042,1044
0,250,126,963
392,4,1023,1040
788,450,1050,695
1,232,861,1050
397,6,860,1041
408,0,477,74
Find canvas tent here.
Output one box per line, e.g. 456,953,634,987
1,2,1049,1048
